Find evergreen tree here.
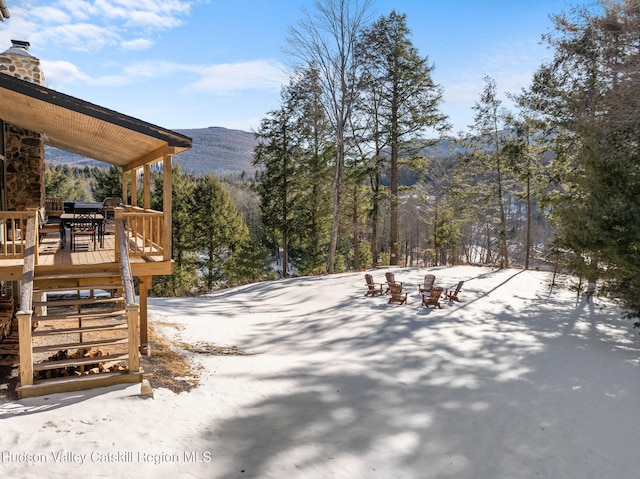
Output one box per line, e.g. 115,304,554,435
151,164,200,296
290,68,333,275
502,112,550,269
526,1,640,317
93,166,123,201
458,76,511,268
45,164,88,200
191,174,251,291
254,93,299,278
254,68,333,276
358,11,448,265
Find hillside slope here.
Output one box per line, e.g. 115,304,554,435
1,266,638,478
45,126,258,176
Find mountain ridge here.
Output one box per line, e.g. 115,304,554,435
45,126,258,176
44,126,455,176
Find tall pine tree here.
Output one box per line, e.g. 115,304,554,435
527,1,640,317
358,11,448,265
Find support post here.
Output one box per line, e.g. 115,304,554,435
139,276,151,355
127,304,140,373
143,164,151,210
131,168,138,207
17,311,33,388
122,170,128,206
114,208,124,261
163,154,173,262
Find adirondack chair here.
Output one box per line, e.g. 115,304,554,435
385,272,402,293
418,274,436,294
422,286,443,309
365,273,384,296
445,281,464,302
388,282,408,305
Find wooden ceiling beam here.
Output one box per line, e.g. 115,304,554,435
122,145,171,172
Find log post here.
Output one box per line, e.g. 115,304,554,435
130,168,137,207
17,311,33,387
122,170,128,206
127,304,140,373
17,212,37,389
139,276,151,356
163,154,172,262
114,207,124,262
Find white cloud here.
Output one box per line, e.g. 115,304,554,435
11,0,194,54
187,60,290,94
33,23,121,51
40,60,91,84
41,59,134,87
31,6,72,24
124,10,184,29
120,60,196,78
109,59,289,95
55,0,95,22
121,38,155,51
92,0,191,29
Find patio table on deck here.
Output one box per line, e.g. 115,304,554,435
72,202,104,214
59,213,104,248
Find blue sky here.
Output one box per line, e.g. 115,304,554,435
1,0,584,134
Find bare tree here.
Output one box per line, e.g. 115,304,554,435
286,0,373,273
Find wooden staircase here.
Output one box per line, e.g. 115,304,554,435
16,267,142,398
12,215,146,398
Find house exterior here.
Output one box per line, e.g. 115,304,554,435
0,41,192,397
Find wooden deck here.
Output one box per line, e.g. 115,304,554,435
38,232,116,266
0,229,173,281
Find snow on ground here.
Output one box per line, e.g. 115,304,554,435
1,266,640,479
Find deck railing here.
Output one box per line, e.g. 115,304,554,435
0,206,168,263
118,207,165,258
0,210,36,259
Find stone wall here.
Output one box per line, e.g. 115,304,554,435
0,42,46,210
3,124,44,209
0,50,45,85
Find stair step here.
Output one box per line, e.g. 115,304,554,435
34,308,127,322
34,271,121,281
32,323,128,337
33,296,125,308
33,272,123,291
33,337,129,354
33,353,129,372
34,284,123,293
17,371,143,398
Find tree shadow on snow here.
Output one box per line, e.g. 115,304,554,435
195,267,640,478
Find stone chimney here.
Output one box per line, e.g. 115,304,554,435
0,40,46,210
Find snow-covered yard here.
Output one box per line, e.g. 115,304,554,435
1,266,639,478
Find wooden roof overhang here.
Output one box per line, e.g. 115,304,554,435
0,73,192,172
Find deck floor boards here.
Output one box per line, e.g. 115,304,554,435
37,232,156,266
0,230,169,281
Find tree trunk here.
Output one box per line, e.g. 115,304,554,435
327,140,344,274
389,138,399,265
370,169,380,267
352,185,360,271
525,174,531,270
433,193,438,267
282,234,288,279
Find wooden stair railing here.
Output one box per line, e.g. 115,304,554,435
115,215,140,374
16,212,37,392
15,215,143,398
